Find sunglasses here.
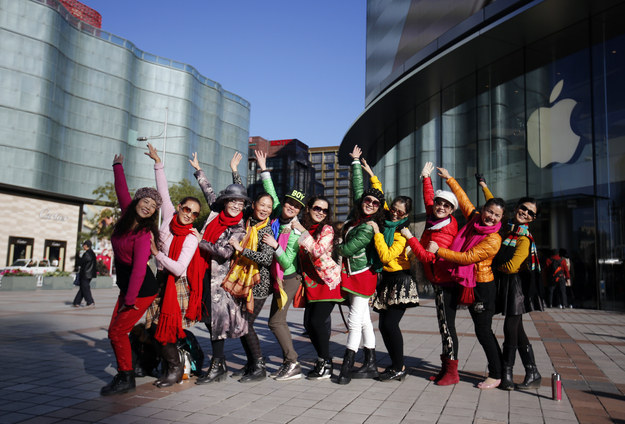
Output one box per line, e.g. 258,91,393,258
311,205,328,214
180,205,200,218
434,199,453,209
363,197,381,208
518,204,537,219
390,207,406,216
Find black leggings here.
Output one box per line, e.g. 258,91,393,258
240,297,266,361
503,314,529,347
304,302,335,360
469,282,502,379
378,305,407,370
435,285,458,359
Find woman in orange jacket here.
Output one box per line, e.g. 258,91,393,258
414,167,505,389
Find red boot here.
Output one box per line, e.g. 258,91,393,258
429,354,447,382
436,359,459,386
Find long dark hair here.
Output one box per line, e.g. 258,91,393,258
301,196,333,239
343,195,386,238
112,198,160,246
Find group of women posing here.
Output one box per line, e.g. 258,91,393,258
100,143,543,395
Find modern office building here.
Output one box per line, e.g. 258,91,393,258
247,137,319,202
340,0,625,310
0,0,250,269
309,146,352,222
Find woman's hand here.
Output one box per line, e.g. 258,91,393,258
113,154,124,165
361,158,374,177
400,227,413,239
149,236,159,256
189,152,201,171
421,162,434,178
291,217,306,233
228,237,243,252
426,241,439,254
117,303,139,313
145,143,161,163
254,149,267,172
230,152,242,172
437,167,451,179
366,221,380,233
349,145,362,160
191,228,202,242
262,233,279,249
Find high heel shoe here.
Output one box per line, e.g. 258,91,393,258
378,367,407,382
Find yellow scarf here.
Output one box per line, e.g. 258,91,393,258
222,217,269,313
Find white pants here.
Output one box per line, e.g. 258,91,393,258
345,293,376,351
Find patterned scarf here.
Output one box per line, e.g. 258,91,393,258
499,221,540,271
221,217,270,313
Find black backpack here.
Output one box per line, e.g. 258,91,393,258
548,257,566,285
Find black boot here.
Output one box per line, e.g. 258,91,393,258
516,345,542,389
239,357,266,383
100,370,136,396
351,347,379,379
499,344,516,391
337,349,356,385
231,361,250,378
196,357,227,385
156,343,183,388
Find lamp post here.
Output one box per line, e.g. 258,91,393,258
137,107,168,166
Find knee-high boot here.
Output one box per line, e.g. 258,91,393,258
499,343,516,391
156,343,183,388
337,349,355,385
516,344,541,389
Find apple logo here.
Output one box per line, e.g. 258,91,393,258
527,80,581,168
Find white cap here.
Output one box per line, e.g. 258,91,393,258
434,190,458,211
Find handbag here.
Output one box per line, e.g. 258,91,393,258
457,285,475,306
73,274,80,286
292,283,306,308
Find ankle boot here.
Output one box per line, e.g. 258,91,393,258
196,357,227,384
351,347,379,379
100,370,136,396
499,343,516,391
436,357,459,386
516,345,542,389
239,357,266,383
337,348,356,385
231,361,250,378
429,354,448,382
156,343,183,388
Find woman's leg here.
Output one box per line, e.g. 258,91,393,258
239,297,267,382
470,282,502,381
346,294,371,351
501,313,522,390
307,302,336,360
435,286,460,385
378,305,407,370
268,274,301,364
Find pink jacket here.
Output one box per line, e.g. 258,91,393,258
298,225,341,291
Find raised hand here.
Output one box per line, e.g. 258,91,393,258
349,145,362,160
113,154,124,165
437,167,451,179
145,143,161,163
254,149,267,171
230,152,242,172
400,227,413,239
361,158,374,177
366,221,379,233
189,152,201,171
421,162,434,178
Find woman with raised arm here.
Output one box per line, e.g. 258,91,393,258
292,196,343,379
419,167,505,389
143,143,203,388
494,197,543,390
101,154,162,396
360,159,417,382
335,146,386,385
255,149,306,381
190,152,248,385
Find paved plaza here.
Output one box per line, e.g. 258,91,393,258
0,287,624,424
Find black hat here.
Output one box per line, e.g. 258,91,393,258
216,184,251,205
284,189,306,208
362,187,385,204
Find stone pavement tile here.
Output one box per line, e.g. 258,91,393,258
254,411,298,423
370,406,408,418
97,413,143,424
437,414,475,424
473,410,508,422
362,415,403,424
126,417,172,424
299,408,338,420
287,397,320,408
474,419,506,424
174,412,222,424
313,401,349,412
9,417,60,424
0,412,35,424
121,405,164,418
0,401,39,413
441,406,478,418
330,411,370,423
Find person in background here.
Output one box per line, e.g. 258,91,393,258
101,154,161,396
560,248,574,308
73,240,97,308
546,249,570,308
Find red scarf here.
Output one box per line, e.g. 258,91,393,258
155,215,194,344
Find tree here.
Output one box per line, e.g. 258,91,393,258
168,178,211,230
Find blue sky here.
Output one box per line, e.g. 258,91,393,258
81,0,366,148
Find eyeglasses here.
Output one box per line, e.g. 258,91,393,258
390,207,406,216
311,206,328,214
434,199,453,209
228,200,245,208
518,204,537,219
180,205,200,218
363,197,381,208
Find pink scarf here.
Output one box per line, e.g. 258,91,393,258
271,231,291,292
441,214,501,288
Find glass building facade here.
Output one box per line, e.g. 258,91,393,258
341,0,625,310
0,0,250,201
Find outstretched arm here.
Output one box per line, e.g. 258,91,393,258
112,154,132,212
256,150,280,211
350,146,364,203
439,167,475,220
147,143,175,222
475,173,493,201
191,152,217,206
362,158,388,210
421,162,435,211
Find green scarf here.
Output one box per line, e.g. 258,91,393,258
383,217,408,247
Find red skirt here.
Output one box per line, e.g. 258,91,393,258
340,268,377,298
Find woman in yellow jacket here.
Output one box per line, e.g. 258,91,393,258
426,167,505,389
361,160,418,382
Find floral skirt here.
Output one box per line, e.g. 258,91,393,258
145,275,196,330
372,269,419,311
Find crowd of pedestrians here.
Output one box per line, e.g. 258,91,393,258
98,144,549,396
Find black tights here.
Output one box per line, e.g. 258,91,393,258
435,285,458,359
378,305,407,370
240,297,266,361
503,314,529,347
304,302,335,360
469,282,502,379
211,339,225,359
